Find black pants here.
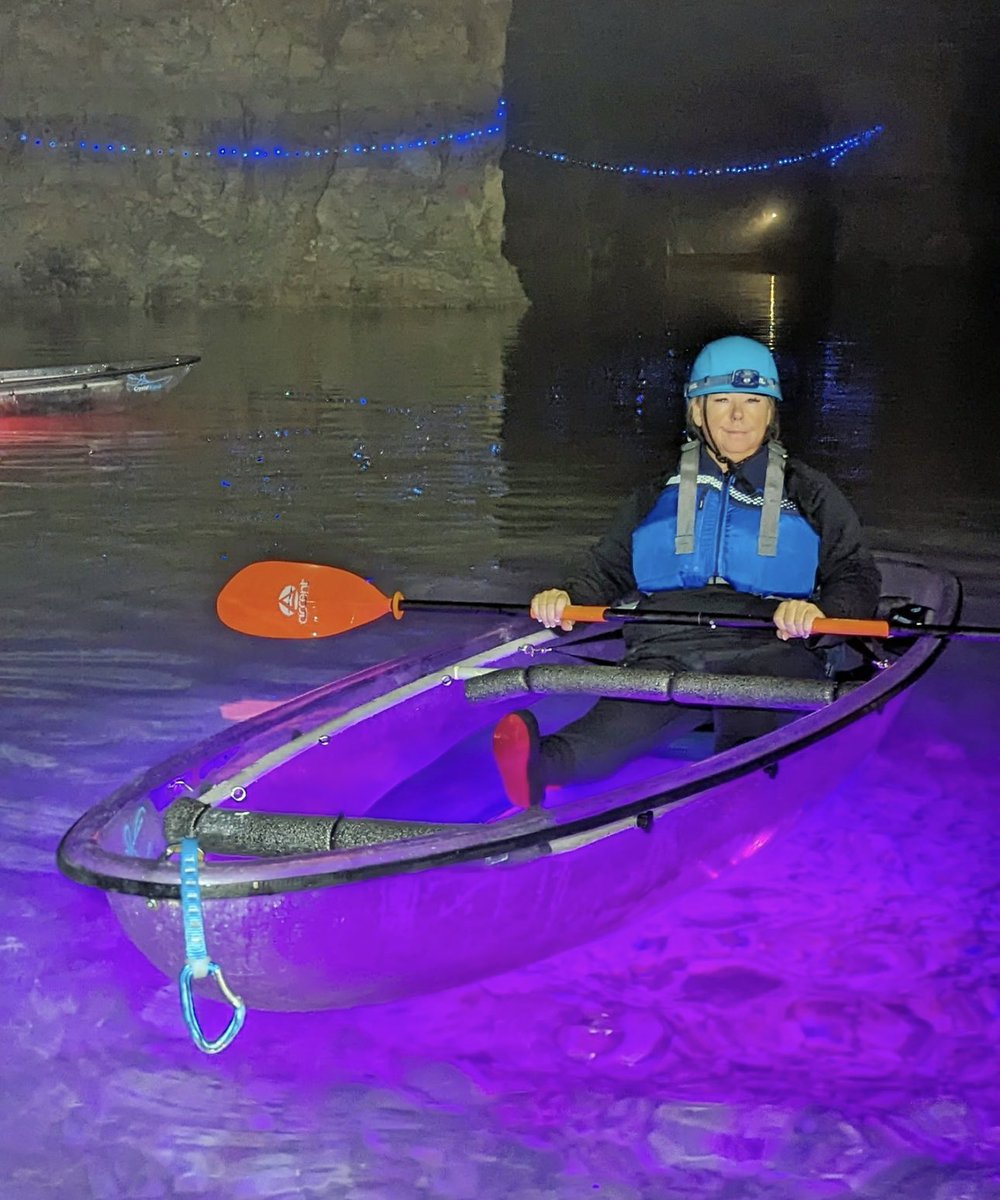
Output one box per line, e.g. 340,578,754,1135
538,631,828,786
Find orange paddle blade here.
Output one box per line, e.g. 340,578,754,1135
216,561,399,639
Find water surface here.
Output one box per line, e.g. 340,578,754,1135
1,266,998,1198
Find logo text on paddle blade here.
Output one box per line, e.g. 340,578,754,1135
278,579,311,624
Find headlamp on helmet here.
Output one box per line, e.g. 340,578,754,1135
685,336,783,402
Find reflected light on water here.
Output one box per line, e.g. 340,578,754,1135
767,273,777,350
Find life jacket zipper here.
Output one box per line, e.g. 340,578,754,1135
713,472,732,580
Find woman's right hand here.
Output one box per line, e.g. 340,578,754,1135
530,588,574,630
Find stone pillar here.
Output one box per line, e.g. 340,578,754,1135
0,0,526,308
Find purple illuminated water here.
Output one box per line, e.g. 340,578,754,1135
2,268,999,1197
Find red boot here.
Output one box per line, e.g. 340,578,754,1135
492,709,544,808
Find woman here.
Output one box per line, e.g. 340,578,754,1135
493,334,881,808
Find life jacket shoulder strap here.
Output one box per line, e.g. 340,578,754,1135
674,440,700,555
758,441,788,557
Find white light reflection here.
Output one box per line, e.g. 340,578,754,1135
767,274,777,349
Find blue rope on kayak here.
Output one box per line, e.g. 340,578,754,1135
177,837,246,1055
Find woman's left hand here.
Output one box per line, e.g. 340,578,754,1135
772,599,825,640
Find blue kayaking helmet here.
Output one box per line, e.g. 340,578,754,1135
685,336,782,402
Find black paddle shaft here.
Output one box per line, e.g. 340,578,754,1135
398,599,1000,641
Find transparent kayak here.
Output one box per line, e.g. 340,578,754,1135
0,354,199,414
57,553,958,1012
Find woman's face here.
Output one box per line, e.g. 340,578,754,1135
691,391,773,462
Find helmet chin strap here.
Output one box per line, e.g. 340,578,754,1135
695,419,763,474
694,398,770,473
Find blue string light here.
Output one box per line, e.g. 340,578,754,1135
5,100,508,165
3,100,883,176
508,124,884,177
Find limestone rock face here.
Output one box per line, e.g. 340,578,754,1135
0,0,526,308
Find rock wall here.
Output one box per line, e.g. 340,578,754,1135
0,0,526,308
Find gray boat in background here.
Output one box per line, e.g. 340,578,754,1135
0,353,200,414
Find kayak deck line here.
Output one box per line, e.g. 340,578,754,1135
180,627,558,813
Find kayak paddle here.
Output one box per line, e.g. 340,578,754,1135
216,560,999,642
216,560,610,639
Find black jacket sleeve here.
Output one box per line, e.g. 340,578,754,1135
555,480,662,605
786,460,881,618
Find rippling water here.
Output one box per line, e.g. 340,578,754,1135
2,266,999,1198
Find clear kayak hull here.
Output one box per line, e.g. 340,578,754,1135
58,554,958,1011
0,354,200,414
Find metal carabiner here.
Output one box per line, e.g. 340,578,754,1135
176,838,246,1054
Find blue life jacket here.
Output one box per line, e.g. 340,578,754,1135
632,441,820,597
